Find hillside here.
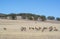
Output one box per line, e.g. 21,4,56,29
0,19,60,39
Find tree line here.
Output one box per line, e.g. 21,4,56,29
0,13,60,21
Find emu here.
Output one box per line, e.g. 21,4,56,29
3,28,7,30
29,27,34,30
20,27,26,31
54,27,58,31
42,27,47,32
35,27,41,30
49,26,53,31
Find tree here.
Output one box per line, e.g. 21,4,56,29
9,13,16,20
28,16,33,20
33,15,40,20
40,15,46,21
18,13,41,20
56,17,60,21
47,16,55,20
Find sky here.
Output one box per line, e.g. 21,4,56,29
0,0,60,17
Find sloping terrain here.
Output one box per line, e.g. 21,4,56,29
0,19,60,39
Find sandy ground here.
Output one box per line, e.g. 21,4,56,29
0,19,60,39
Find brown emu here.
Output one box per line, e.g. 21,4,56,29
42,27,47,32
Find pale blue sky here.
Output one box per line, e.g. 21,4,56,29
0,0,60,17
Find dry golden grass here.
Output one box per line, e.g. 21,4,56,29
0,19,60,39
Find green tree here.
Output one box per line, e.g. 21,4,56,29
9,13,16,20
56,17,60,21
47,16,55,20
40,15,46,21
18,13,40,20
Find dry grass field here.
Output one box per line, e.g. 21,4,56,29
0,19,60,39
